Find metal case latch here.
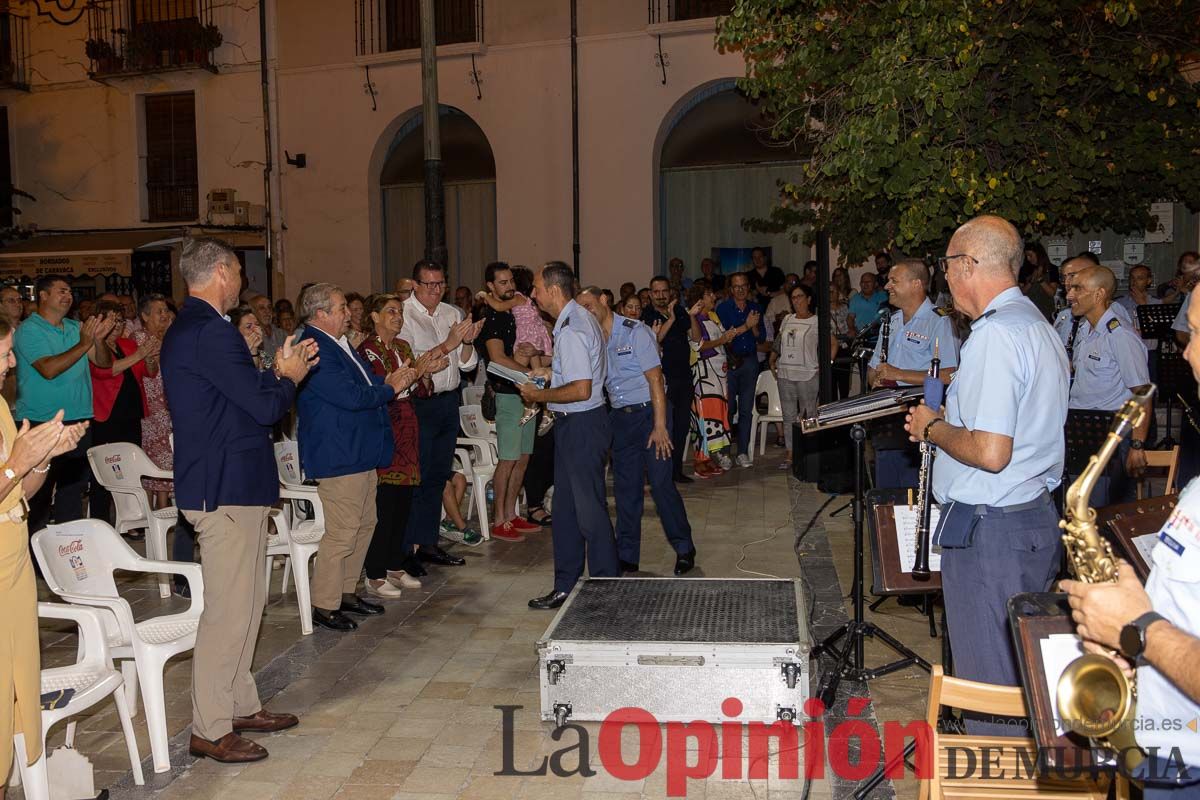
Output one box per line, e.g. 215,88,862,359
781,662,800,689
553,703,572,728
777,706,797,723
547,660,566,685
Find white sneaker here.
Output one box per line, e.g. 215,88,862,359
364,576,403,598
736,454,753,469
715,452,733,471
386,570,421,590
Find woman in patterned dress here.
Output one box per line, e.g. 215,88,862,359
356,294,448,597
685,283,739,478
133,294,173,509
0,317,88,792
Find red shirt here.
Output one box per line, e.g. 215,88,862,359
90,338,150,422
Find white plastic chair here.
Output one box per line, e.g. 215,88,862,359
12,603,144,800
86,443,177,598
462,385,485,408
457,405,501,536
273,442,324,635
751,370,783,456
31,521,202,774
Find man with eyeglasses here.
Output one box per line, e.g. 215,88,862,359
399,260,484,571
904,216,1068,734
867,258,959,489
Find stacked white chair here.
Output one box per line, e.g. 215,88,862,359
86,443,178,598
457,404,500,536
462,384,485,408
31,520,202,774
751,370,784,456
272,441,324,635
11,603,144,800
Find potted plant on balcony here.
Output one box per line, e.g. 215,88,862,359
85,37,122,74
196,23,222,66
124,26,161,70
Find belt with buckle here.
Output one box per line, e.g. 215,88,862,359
0,496,30,525
614,401,652,414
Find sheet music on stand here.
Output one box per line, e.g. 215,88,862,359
801,386,925,433
892,505,942,574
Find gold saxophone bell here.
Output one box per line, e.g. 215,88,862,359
1055,386,1155,772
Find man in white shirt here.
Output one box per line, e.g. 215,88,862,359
400,260,484,569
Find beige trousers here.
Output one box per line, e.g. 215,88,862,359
312,471,378,611
183,505,269,742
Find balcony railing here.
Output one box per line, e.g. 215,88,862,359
147,180,198,222
649,0,734,24
356,0,483,57
0,12,30,90
86,0,221,77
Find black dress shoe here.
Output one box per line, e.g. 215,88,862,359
339,596,385,616
528,590,569,610
674,548,697,576
312,609,357,632
619,560,639,574
402,555,428,578
673,473,694,484
417,545,466,566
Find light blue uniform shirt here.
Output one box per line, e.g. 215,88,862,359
1053,302,1132,349
933,287,1069,507
1116,293,1162,350
1136,476,1200,766
605,314,660,408
1068,306,1149,411
867,298,960,383
14,313,93,421
549,299,607,414
1172,292,1190,334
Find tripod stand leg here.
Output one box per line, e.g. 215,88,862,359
925,594,937,639
869,595,888,612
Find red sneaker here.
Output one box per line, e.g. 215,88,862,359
490,521,526,542
510,517,542,533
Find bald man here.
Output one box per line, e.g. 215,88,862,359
1066,265,1152,505
1053,255,1132,367
906,216,1068,734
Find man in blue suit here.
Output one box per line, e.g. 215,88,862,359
162,238,316,764
296,283,414,632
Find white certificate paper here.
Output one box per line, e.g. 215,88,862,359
1132,532,1159,566
894,504,942,573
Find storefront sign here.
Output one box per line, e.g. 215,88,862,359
0,251,131,278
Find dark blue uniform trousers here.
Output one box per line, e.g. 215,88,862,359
610,403,694,565
406,392,460,548
552,406,619,593
940,494,1061,736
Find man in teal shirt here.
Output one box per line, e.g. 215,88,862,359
15,276,115,531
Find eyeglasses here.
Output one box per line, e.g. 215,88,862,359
417,280,446,289
936,254,979,271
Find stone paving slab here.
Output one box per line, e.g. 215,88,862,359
15,445,948,799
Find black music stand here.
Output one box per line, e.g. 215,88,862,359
1138,302,1185,445
810,424,930,712
1064,409,1115,476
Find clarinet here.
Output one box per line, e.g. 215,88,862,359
911,340,942,580
879,307,891,365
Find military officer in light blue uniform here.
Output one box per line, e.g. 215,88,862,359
577,288,696,576
1066,265,1152,506
1053,255,1133,368
907,217,1068,736
866,259,960,488
520,263,618,610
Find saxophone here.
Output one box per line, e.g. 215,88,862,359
1056,386,1155,771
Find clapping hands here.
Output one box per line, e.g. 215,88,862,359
275,335,319,383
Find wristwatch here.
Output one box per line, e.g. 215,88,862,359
2,466,14,481
1119,611,1166,663
1130,439,1145,450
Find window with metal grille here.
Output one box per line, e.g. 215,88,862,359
356,0,482,56
649,0,733,24
143,93,198,222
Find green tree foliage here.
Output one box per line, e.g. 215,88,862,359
717,0,1200,261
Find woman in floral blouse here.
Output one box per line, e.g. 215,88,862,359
356,293,447,597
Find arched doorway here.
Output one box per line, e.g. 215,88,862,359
380,106,497,292
655,82,810,279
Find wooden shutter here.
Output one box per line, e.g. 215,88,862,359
144,92,197,222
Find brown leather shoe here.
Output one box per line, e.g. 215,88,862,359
232,709,300,733
189,732,268,763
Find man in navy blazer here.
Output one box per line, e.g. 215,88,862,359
162,238,316,764
295,283,413,632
